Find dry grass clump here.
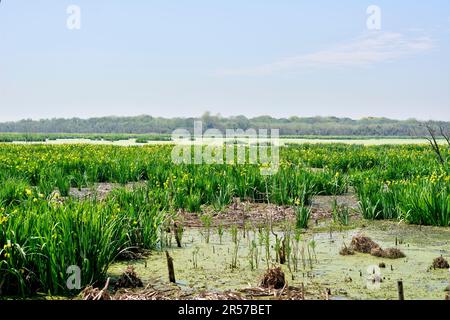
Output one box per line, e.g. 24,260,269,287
339,244,354,256
432,256,450,269
370,247,405,259
381,248,406,259
194,291,244,300
114,266,144,289
260,267,286,289
82,278,112,300
350,234,380,253
348,234,405,259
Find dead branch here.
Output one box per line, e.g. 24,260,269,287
439,126,450,146
425,124,445,165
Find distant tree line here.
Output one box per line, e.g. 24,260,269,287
0,113,448,137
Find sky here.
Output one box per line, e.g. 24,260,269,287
0,0,449,121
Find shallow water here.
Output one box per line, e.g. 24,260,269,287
109,221,450,300
11,138,442,146
11,138,173,146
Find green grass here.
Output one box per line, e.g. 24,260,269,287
0,142,448,297
295,206,311,229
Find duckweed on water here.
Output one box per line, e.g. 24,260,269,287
109,221,450,300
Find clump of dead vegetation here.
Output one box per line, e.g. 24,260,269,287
240,285,306,299
432,256,450,269
349,234,405,259
194,291,244,300
116,248,148,261
114,266,144,289
339,243,354,256
81,278,112,300
350,234,380,253
113,284,182,300
260,267,286,289
81,266,145,300
371,247,406,259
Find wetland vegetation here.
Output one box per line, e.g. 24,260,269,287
0,142,449,299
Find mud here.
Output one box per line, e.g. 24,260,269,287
180,193,359,228
68,181,147,200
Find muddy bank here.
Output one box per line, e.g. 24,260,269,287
66,181,358,226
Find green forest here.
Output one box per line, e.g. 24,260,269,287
0,113,448,136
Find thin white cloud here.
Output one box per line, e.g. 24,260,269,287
217,31,434,76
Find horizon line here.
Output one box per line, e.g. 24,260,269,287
0,114,448,123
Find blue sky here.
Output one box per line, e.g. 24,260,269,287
0,0,449,121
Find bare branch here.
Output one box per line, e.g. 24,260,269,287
439,126,450,146
425,124,445,165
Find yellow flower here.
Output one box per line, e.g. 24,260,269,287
0,215,7,225
25,188,32,196
3,241,12,250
